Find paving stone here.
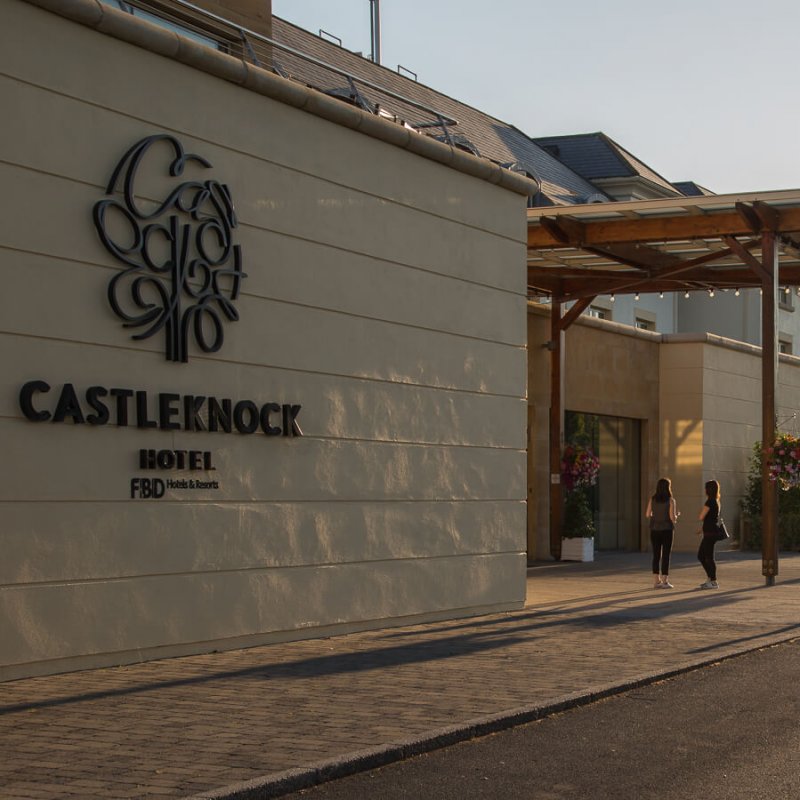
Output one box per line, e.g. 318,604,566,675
1,552,798,799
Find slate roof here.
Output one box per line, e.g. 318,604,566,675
532,132,681,196
270,17,606,206
671,181,715,197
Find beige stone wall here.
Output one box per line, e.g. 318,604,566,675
659,339,706,549
0,1,530,680
529,312,800,559
662,335,800,550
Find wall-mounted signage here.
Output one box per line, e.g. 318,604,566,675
93,134,246,363
19,381,302,437
17,135,303,500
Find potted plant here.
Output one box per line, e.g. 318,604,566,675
560,444,599,561
767,433,800,489
741,435,800,551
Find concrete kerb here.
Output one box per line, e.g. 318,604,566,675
190,628,800,800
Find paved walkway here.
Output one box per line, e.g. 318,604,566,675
2,551,799,799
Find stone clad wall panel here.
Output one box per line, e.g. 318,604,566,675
700,344,762,544
1,338,526,447
0,0,528,679
0,553,525,669
0,500,526,584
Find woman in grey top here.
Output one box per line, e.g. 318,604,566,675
645,477,678,588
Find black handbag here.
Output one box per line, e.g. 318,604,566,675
715,519,730,541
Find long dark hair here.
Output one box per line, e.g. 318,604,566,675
653,477,672,502
705,480,720,502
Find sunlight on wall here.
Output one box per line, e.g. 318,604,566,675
670,419,704,468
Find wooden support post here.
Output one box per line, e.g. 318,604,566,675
761,229,779,585
549,300,565,560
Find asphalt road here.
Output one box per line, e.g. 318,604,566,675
288,639,800,799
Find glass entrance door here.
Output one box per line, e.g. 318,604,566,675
565,412,641,551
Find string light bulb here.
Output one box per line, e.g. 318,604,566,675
785,286,791,295
684,290,690,299
735,288,740,297
659,291,664,299
709,289,715,298
610,294,615,303
634,292,640,301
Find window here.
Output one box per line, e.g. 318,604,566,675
100,1,223,50
587,306,611,321
780,290,795,311
634,309,656,332
780,337,793,355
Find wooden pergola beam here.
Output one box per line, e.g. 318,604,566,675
762,230,779,585
754,200,781,232
540,216,585,245
546,295,596,562
722,235,770,282
528,205,800,249
557,296,595,331
529,267,800,298
584,242,683,272
528,255,800,298
735,201,763,234
549,301,565,561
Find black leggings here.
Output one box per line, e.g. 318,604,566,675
651,530,674,575
697,535,717,581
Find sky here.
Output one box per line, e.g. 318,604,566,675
272,0,800,195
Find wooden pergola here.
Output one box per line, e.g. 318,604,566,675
527,189,800,585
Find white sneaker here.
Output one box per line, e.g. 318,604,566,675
661,580,674,589
699,580,718,589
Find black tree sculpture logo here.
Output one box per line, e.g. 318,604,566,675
93,134,246,362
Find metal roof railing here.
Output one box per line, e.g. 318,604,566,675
107,0,460,140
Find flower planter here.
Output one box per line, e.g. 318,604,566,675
561,537,594,562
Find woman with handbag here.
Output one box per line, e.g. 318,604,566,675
697,479,721,589
646,477,678,588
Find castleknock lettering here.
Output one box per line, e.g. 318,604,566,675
19,381,302,437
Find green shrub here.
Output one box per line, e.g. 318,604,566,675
744,514,800,550
563,489,595,539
